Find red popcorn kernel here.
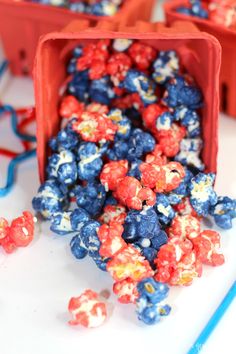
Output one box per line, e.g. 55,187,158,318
168,214,201,240
107,53,132,86
72,111,117,142
59,95,84,119
167,251,202,286
140,160,185,193
68,289,107,328
113,176,156,210
9,211,34,247
107,244,154,282
112,93,144,112
100,160,128,191
98,221,126,257
99,204,127,224
128,42,157,70
142,104,168,135
192,230,225,266
157,124,186,157
76,40,110,80
113,278,139,304
162,162,186,192
0,234,17,254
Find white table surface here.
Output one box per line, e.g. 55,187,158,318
0,1,236,354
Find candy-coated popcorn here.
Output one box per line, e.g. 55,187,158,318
100,160,128,191
153,50,179,84
163,75,203,110
74,182,106,217
189,173,218,216
68,289,107,328
136,278,171,325
107,53,132,86
175,138,204,171
72,111,117,142
174,106,201,138
47,149,78,186
155,194,176,225
68,70,90,102
86,102,109,115
123,70,157,105
156,111,174,131
128,42,157,70
59,95,84,119
168,214,201,240
32,179,68,219
77,142,105,181
114,176,156,210
99,204,127,224
49,119,80,152
192,230,225,266
167,168,193,205
123,206,161,242
126,128,156,161
209,0,236,28
9,211,34,247
157,124,186,157
177,0,209,19
50,208,90,235
210,196,236,229
70,233,88,259
107,244,154,282
89,76,115,105
142,103,168,136
98,221,126,257
113,278,139,303
0,212,35,253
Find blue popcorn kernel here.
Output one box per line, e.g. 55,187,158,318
89,76,115,105
151,230,168,250
68,70,90,102
32,179,68,219
123,206,161,243
173,106,201,138
47,149,78,186
127,128,155,161
108,108,131,140
67,57,77,74
210,196,236,230
92,253,109,272
155,194,176,225
55,120,80,151
106,137,129,161
141,247,157,265
122,69,157,105
74,181,106,217
153,50,179,84
189,172,218,216
175,138,205,171
50,208,90,235
136,278,171,325
77,142,104,181
163,75,203,110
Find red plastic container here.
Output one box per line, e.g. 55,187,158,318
34,20,221,182
0,0,155,76
164,0,236,118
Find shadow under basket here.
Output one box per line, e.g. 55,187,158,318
33,20,221,183
0,0,155,76
164,0,236,118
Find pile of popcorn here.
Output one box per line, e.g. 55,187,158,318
27,0,124,16
176,0,236,29
32,38,236,327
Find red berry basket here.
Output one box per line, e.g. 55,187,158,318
0,0,155,76
33,20,221,183
164,0,236,118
